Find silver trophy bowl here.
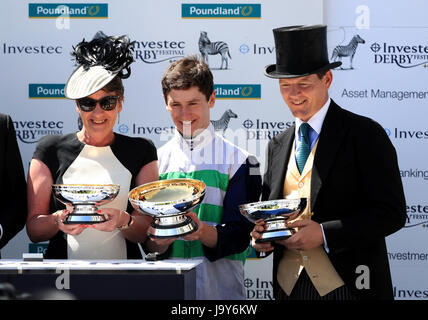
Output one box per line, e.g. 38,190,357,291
240,198,307,242
52,184,120,224
129,178,206,238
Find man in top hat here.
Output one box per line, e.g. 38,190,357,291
250,25,406,300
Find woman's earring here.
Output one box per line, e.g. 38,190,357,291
117,112,120,125
77,115,83,130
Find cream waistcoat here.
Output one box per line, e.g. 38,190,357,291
277,140,344,297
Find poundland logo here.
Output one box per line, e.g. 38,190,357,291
29,84,65,99
182,3,261,18
29,243,48,254
214,84,261,99
29,3,108,18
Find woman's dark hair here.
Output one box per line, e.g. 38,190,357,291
102,75,124,98
161,55,213,103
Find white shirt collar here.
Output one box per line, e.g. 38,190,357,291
295,97,331,136
174,123,215,151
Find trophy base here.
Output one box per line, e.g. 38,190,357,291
63,204,106,224
63,214,106,224
256,229,294,243
256,217,295,243
148,215,198,238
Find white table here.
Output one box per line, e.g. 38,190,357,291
0,259,203,300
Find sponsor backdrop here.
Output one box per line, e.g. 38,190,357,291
0,0,426,300
324,0,428,300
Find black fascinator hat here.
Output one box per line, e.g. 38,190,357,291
264,25,341,79
65,31,135,99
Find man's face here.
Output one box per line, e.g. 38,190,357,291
279,70,332,122
166,86,215,138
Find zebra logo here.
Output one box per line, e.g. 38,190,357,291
210,109,237,135
331,34,365,70
199,31,232,70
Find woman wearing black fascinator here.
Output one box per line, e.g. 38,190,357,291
26,31,159,259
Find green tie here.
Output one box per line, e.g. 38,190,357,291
296,123,311,174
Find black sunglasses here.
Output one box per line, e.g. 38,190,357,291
77,95,120,112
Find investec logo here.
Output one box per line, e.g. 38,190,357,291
370,42,428,68
13,119,64,144
214,84,261,99
243,118,294,140
28,3,108,18
405,204,428,229
182,3,261,18
117,123,175,137
29,84,65,99
133,40,186,64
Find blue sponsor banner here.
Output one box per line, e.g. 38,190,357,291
214,84,261,99
29,3,108,18
29,84,66,98
29,243,49,255
182,3,261,18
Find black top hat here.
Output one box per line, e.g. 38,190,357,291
264,25,341,79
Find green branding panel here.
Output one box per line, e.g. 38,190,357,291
28,242,49,255
29,3,108,18
182,3,261,18
29,84,65,98
215,84,261,99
